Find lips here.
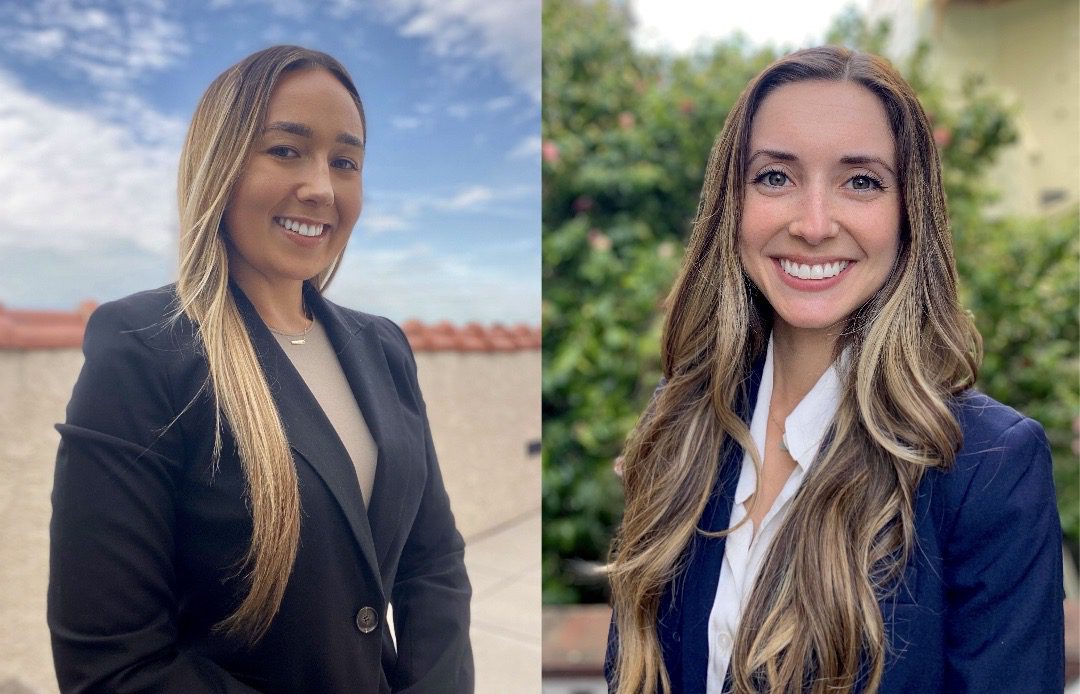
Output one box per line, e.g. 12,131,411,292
274,216,328,237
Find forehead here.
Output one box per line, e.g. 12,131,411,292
749,80,894,165
264,67,364,138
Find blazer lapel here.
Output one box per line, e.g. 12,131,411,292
304,285,422,578
232,283,384,597
672,358,765,693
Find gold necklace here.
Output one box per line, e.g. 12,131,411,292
268,303,314,345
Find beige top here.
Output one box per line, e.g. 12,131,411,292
271,317,378,507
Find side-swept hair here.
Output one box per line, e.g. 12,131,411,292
175,45,365,642
609,46,980,693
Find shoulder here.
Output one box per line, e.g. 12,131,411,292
66,286,200,442
83,284,194,354
933,389,1054,529
950,389,1050,466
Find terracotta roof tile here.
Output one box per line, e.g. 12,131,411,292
0,303,540,353
0,302,97,350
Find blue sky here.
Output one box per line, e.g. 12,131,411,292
0,0,540,325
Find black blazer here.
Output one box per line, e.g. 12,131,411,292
49,283,473,693
607,360,1064,692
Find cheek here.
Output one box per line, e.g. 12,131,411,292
739,193,786,244
737,204,770,258
866,207,902,262
337,179,363,219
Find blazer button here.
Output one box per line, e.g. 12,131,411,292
355,606,379,634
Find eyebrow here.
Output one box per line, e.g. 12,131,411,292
264,120,365,148
748,149,895,177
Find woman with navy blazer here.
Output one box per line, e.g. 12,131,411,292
48,46,472,692
605,47,1064,693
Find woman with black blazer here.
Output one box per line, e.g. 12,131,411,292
48,46,472,693
605,47,1064,693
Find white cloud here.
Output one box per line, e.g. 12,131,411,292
443,186,494,210
329,242,539,324
357,183,535,238
485,96,515,112
391,115,423,130
447,103,472,120
334,0,540,103
507,135,541,160
362,212,410,234
0,69,181,254
0,1,188,88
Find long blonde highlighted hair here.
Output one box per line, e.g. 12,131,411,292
174,45,365,643
608,46,981,693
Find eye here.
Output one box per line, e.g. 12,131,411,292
848,173,887,191
332,157,360,171
267,145,299,159
753,169,790,188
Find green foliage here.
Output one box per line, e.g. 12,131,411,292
959,211,1080,541
542,0,1079,604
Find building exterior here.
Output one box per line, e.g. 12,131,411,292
869,0,1080,217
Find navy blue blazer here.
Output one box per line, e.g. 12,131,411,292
49,283,473,693
608,361,1065,693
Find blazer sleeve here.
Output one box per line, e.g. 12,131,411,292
943,416,1065,691
48,301,260,693
381,319,474,693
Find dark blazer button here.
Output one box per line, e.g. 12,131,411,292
355,606,379,634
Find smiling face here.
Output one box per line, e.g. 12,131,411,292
738,79,901,338
223,67,365,291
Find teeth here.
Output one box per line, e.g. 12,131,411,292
780,259,849,280
276,217,325,237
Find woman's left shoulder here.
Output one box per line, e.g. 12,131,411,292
937,389,1055,510
950,389,1050,460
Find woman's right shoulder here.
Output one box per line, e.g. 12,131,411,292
84,284,197,354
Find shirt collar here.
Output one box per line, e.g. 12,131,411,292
734,333,844,503
782,353,842,468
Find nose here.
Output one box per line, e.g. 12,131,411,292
788,186,838,244
297,160,334,207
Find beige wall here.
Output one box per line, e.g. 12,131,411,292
0,349,84,693
0,345,539,692
872,0,1080,217
417,350,542,538
935,0,1080,217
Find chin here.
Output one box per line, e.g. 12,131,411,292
771,308,852,334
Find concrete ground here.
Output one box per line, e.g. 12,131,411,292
465,509,542,694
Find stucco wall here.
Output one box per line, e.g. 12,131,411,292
936,0,1080,217
0,349,84,693
416,349,542,537
0,344,539,692
871,0,1080,217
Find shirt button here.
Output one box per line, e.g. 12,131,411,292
718,631,733,652
355,606,379,634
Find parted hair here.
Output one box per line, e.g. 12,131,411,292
174,45,365,643
608,46,981,693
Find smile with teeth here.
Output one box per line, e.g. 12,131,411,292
275,217,326,237
779,258,850,280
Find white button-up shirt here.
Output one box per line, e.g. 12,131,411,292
706,336,842,692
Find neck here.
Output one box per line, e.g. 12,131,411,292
770,320,839,411
230,268,309,333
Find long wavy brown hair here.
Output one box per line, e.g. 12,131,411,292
608,46,981,693
174,45,365,643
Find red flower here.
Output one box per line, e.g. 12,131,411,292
542,140,560,164
933,126,952,147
